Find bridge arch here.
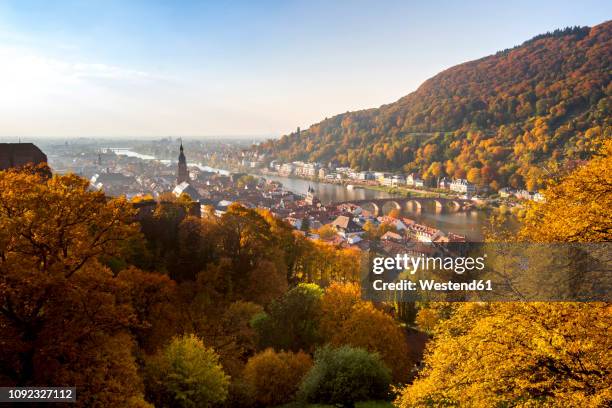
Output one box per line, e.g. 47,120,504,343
381,200,401,215
432,199,445,213
346,197,469,216
404,199,422,212
448,200,462,212
359,202,380,216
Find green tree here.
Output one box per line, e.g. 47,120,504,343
252,283,323,352
144,334,229,408
299,345,391,407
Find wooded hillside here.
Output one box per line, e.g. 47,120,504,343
260,22,611,191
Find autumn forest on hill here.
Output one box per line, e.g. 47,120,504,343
259,22,611,191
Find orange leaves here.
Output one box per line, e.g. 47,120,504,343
0,170,138,281
243,348,313,406
0,170,146,403
319,282,412,383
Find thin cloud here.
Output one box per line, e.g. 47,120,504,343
0,45,165,89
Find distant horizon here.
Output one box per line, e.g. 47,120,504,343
0,0,609,138
0,134,275,143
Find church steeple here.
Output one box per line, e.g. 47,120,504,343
177,140,189,184
305,185,319,206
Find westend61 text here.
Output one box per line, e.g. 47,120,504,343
372,279,493,292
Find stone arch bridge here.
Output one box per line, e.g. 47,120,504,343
338,196,474,216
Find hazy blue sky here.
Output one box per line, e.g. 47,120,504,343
0,0,609,139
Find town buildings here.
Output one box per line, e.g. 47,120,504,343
31,140,474,254
438,177,452,189
450,179,476,195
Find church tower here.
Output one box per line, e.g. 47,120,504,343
177,141,189,184
305,185,320,206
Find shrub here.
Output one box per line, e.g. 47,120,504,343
299,345,391,406
252,283,323,352
243,348,313,406
144,334,230,408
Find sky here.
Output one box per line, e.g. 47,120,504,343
0,0,609,139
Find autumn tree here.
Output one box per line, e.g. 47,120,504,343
363,220,395,241
466,167,482,185
414,302,456,334
319,282,362,340
396,303,612,407
332,303,412,383
144,334,229,408
203,301,264,377
314,224,337,240
319,283,412,382
215,204,288,300
117,267,180,354
0,170,147,406
258,209,304,284
519,139,612,242
243,348,313,406
397,144,612,406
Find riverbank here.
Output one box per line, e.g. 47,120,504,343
253,169,478,201
360,184,455,199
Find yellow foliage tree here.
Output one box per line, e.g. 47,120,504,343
295,241,361,284
315,224,337,240
398,141,612,407
396,303,612,407
144,334,229,408
519,140,612,242
319,282,362,340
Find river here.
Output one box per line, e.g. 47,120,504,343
106,148,231,174
263,174,486,241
